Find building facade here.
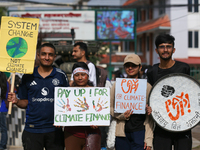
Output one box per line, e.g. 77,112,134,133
100,0,200,80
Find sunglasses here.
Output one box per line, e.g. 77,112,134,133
124,63,139,68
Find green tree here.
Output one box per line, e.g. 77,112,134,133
87,42,108,65
0,7,7,24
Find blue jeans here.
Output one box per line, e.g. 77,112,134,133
0,112,7,149
115,130,145,150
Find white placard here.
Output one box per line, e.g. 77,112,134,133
114,78,147,114
54,87,110,126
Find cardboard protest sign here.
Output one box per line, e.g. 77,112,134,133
54,87,110,126
114,78,147,114
0,16,39,74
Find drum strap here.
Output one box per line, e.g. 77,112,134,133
152,64,159,85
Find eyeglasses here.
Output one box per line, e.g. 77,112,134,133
158,45,173,50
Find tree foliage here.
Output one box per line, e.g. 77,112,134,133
0,7,7,24
88,42,108,65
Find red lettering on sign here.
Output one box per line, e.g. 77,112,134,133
165,92,191,121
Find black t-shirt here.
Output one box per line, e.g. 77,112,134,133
125,114,146,132
147,61,191,135
147,61,190,86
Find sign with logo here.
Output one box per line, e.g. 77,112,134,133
0,16,39,74
9,10,95,41
114,78,147,114
54,87,110,126
149,73,200,132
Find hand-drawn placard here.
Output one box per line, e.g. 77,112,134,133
114,78,147,114
0,16,39,74
54,87,110,126
149,73,200,132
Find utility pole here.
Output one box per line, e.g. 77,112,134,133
71,29,75,45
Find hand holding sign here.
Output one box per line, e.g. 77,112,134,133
124,109,133,119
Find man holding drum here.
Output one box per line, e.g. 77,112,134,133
147,34,191,150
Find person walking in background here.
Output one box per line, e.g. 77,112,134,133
147,34,191,150
112,70,124,81
65,62,101,150
70,42,96,87
110,54,153,150
0,72,9,150
8,43,69,150
140,65,151,79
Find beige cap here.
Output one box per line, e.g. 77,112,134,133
124,54,141,65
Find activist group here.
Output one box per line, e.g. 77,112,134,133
5,33,193,150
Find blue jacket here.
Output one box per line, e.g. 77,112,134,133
0,82,9,112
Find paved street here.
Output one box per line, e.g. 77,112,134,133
192,125,200,150
5,125,200,150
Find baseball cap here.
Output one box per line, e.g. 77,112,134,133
124,54,141,65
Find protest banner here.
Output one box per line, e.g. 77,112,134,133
114,78,147,114
0,16,39,74
0,16,39,114
54,87,110,126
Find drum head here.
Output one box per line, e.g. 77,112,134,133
149,73,200,132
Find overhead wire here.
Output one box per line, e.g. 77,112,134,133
3,0,200,35
0,0,200,9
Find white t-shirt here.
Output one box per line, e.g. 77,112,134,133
71,62,97,86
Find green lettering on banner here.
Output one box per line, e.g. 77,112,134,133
94,88,108,96
55,114,84,122
57,88,71,98
66,114,75,122
93,113,100,121
86,113,110,121
74,89,86,97
78,114,83,121
55,115,59,122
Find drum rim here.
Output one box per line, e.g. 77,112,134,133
148,73,200,132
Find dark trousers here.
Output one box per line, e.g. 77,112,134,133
99,126,109,147
22,129,64,150
153,126,192,150
115,130,145,150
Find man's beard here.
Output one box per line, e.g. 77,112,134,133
158,52,172,61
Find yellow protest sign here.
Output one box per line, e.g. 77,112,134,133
0,16,39,74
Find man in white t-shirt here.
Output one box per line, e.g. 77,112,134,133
69,42,96,86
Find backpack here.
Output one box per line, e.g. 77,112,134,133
86,61,108,87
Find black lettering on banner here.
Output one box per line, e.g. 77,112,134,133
153,110,168,127
186,111,200,128
198,93,200,106
8,29,34,38
8,20,38,30
171,121,181,130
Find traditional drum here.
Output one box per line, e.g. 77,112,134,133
149,73,200,132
